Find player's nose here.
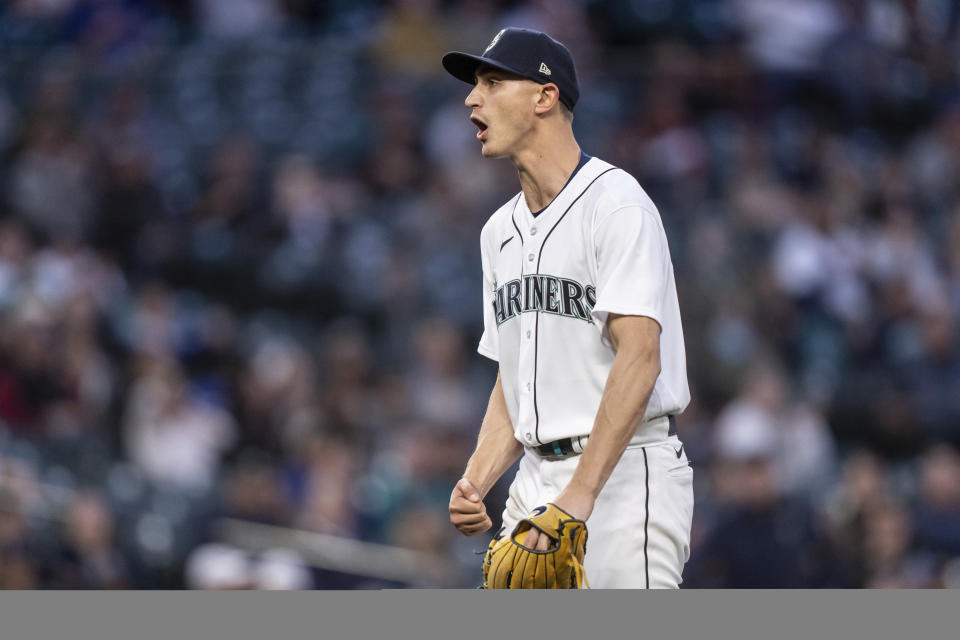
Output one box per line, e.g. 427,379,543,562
465,85,482,109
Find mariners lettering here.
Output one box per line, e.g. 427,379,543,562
493,275,596,326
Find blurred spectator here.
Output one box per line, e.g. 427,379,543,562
123,358,236,493
912,444,960,556
371,0,450,80
318,322,376,435
221,453,291,526
733,0,844,73
88,82,165,272
196,0,283,39
822,450,890,563
0,458,37,591
0,219,33,310
0,548,38,589
0,485,30,555
407,317,482,433
386,502,451,555
293,432,363,537
259,154,334,295
904,306,960,441
53,490,130,589
7,111,94,242
688,417,839,587
713,360,838,497
861,498,937,588
0,295,60,433
770,186,868,327
941,556,960,589
236,336,322,458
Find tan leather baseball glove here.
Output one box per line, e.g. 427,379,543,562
482,503,589,589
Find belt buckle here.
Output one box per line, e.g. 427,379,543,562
535,442,557,459
536,437,578,460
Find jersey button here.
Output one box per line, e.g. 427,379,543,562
525,433,532,442
530,227,537,236
527,253,535,262
526,382,531,391
526,330,531,338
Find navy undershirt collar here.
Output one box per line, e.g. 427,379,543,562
531,151,592,217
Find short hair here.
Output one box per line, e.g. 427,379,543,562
559,102,574,122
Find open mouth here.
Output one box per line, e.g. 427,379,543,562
471,115,488,140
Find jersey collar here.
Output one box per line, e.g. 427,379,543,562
514,157,611,231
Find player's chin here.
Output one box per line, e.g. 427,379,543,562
479,140,505,158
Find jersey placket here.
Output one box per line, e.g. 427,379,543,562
515,212,541,446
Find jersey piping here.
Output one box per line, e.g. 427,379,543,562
514,166,618,444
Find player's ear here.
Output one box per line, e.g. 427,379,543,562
533,83,561,116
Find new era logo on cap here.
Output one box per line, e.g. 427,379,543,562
441,27,580,111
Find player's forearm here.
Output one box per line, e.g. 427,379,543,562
567,339,660,501
463,373,524,498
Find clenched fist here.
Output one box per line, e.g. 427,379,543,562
449,477,492,536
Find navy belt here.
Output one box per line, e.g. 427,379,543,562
534,415,677,459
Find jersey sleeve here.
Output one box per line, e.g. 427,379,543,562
477,232,499,361
591,204,669,343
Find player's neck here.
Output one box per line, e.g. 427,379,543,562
512,131,581,213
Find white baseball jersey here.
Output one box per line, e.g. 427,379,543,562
477,156,690,447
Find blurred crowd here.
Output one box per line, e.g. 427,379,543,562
2,0,960,589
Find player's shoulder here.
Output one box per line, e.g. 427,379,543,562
587,157,659,216
480,192,522,243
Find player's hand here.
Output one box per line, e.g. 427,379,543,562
520,527,554,551
449,477,492,536
521,489,594,551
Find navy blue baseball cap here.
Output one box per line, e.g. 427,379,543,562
442,28,580,111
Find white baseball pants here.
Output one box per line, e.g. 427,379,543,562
498,434,694,588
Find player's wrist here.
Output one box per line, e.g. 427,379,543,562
553,486,596,521
459,473,488,499
463,455,512,498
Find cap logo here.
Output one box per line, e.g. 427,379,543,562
539,62,552,76
484,29,506,54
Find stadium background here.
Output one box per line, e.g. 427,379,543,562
2,0,960,589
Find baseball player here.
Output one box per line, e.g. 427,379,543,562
443,27,694,588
